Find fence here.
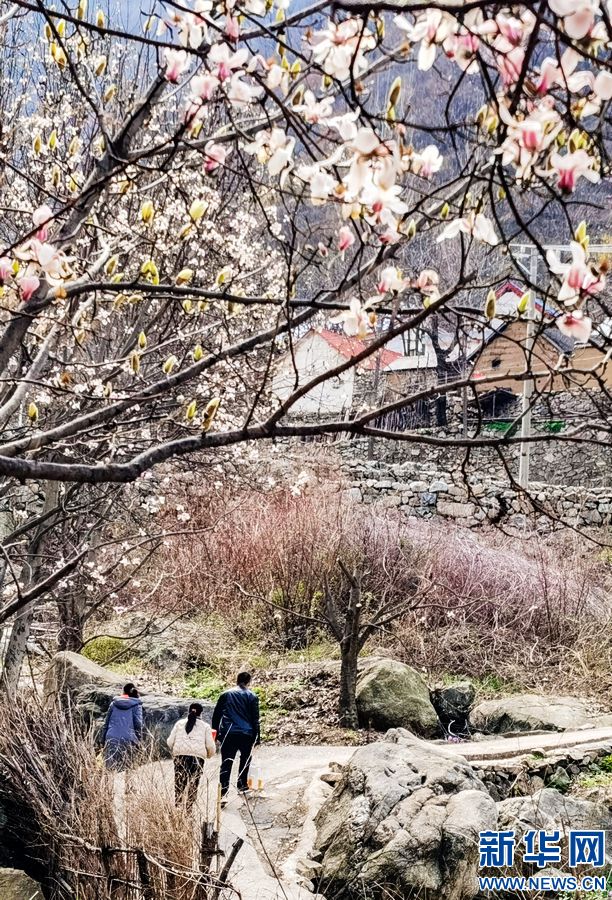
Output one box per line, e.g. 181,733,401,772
44,830,242,900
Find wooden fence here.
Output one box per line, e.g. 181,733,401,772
44,830,242,900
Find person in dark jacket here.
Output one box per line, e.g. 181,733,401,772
101,683,144,771
212,672,260,799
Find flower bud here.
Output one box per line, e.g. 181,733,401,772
189,199,208,222
97,10,105,27
186,400,198,421
388,76,402,108
105,256,119,276
193,344,204,362
440,202,450,220
130,352,141,374
162,355,178,375
182,299,193,313
140,201,155,224
176,268,194,285
27,402,39,423
202,397,220,431
33,134,42,155
138,331,147,350
485,289,496,320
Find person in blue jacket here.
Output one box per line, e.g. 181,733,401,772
101,683,144,771
212,672,260,799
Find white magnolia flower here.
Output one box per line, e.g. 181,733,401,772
437,211,499,246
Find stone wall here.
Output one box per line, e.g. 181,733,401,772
339,431,612,488
476,741,612,802
339,451,612,530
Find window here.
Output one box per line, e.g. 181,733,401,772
402,328,425,356
492,357,502,369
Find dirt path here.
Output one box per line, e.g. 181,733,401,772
130,728,612,900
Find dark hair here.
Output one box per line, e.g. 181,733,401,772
237,671,252,687
186,702,203,734
123,683,139,698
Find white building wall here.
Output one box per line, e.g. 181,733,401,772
271,334,355,415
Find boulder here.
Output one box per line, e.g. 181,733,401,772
469,694,612,734
356,658,440,737
0,869,43,899
43,650,122,702
497,788,612,873
75,685,214,760
430,682,475,736
314,729,496,899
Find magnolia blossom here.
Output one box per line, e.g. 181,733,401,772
164,48,189,83
535,48,591,96
191,73,220,100
412,268,440,302
294,91,334,124
18,274,41,302
333,297,374,338
337,226,355,252
409,145,444,178
265,62,290,94
32,205,53,241
308,18,376,78
395,10,453,71
203,142,228,172
498,104,560,178
225,16,241,41
557,310,592,343
245,128,295,180
496,42,525,86
548,0,599,39
437,211,499,246
327,111,360,141
549,149,600,193
377,266,406,294
0,257,13,283
547,241,606,305
209,43,249,81
594,70,612,101
226,72,263,105
443,31,479,73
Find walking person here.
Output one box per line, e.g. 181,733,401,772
212,672,260,801
167,703,216,810
101,683,144,772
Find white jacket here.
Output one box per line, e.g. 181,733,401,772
167,717,216,760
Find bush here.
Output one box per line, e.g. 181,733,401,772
82,635,132,666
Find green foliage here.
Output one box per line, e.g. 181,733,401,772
539,420,565,433
598,754,612,772
577,771,612,788
82,636,131,666
183,668,226,700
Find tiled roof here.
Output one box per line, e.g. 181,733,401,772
316,329,403,371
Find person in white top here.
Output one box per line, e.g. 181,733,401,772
167,703,216,809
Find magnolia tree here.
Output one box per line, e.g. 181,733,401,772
0,0,610,680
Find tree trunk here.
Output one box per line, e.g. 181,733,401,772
1,605,35,695
339,642,360,729
57,598,84,652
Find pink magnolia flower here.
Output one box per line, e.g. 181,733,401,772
535,48,589,96
294,91,334,124
437,211,499,246
550,149,599,193
209,43,248,81
204,142,228,172
395,10,453,71
18,275,41,302
191,73,220,100
444,31,480,73
0,257,13,283
379,227,402,245
332,297,374,339
547,241,605,304
337,226,355,252
377,266,406,294
594,70,612,101
225,16,240,41
227,72,263,106
412,268,440,301
164,49,188,83
309,18,376,78
410,145,443,178
557,310,592,343
496,44,525,86
548,0,599,40
32,205,53,242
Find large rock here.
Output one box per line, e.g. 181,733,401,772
469,694,612,734
356,658,440,736
0,869,43,899
43,650,122,702
75,685,214,760
497,788,612,874
314,729,496,899
431,682,475,737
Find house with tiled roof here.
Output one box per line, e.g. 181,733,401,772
271,327,436,419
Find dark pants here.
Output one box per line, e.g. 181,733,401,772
174,755,205,809
104,740,137,772
219,732,254,796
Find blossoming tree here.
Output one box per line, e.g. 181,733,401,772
0,0,610,685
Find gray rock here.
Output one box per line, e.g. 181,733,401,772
469,694,600,734
75,684,214,760
356,658,440,737
429,481,449,493
0,869,43,899
43,651,122,702
430,682,475,733
314,730,496,899
498,788,612,872
437,501,476,519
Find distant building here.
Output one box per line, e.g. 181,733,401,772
271,327,436,420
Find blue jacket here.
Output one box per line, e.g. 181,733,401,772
102,697,143,745
212,687,260,742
